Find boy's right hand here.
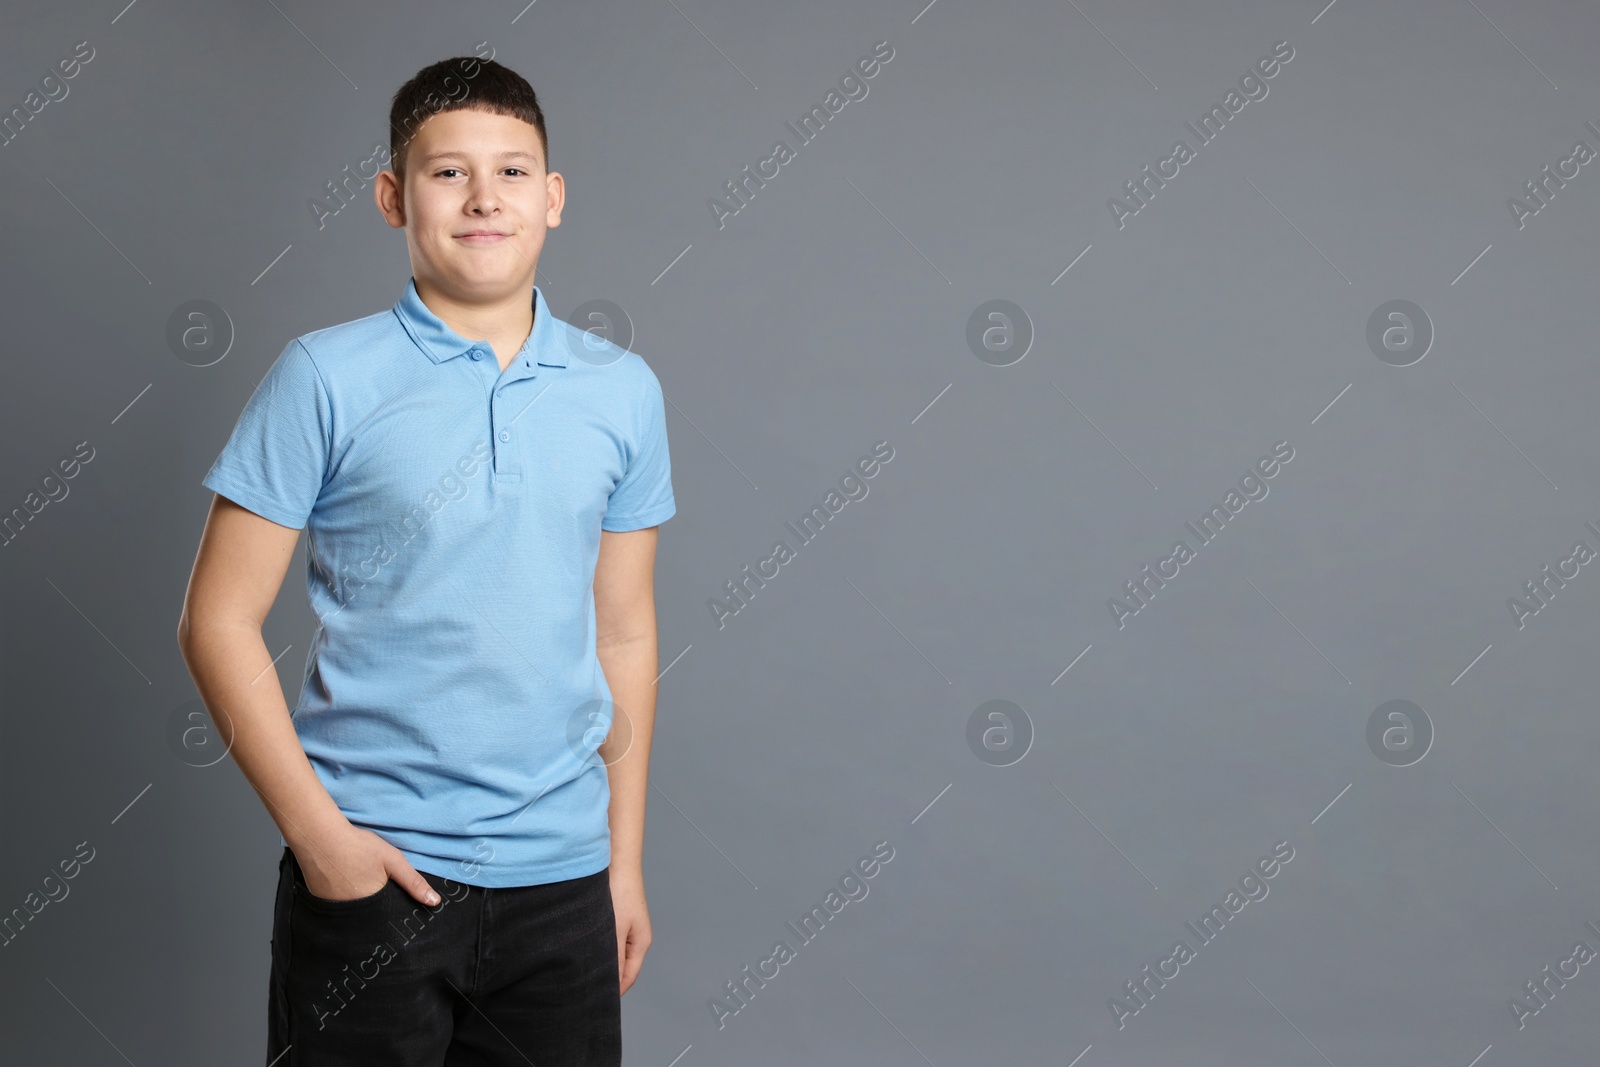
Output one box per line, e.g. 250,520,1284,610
294,824,441,907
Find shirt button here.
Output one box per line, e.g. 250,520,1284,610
499,430,510,442
470,351,481,361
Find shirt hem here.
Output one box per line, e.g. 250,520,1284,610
601,500,676,532
402,845,612,888
201,472,308,531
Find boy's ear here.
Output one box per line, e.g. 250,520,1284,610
375,170,406,229
544,171,565,229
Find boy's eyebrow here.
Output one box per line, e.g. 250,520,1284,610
419,149,542,165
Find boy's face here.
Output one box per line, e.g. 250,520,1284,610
376,107,562,302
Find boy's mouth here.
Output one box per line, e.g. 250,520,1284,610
457,229,510,243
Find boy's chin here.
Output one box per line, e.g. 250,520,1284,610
424,261,535,293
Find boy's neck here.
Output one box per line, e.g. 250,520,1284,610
414,274,537,371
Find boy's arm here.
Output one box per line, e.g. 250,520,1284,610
594,524,661,994
177,494,440,906
593,525,662,879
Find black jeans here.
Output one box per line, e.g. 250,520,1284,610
267,847,621,1065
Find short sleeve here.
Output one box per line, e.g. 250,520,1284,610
201,339,332,530
602,384,676,532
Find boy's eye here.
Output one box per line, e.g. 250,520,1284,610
434,168,528,178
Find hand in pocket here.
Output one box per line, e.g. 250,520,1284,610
294,824,441,906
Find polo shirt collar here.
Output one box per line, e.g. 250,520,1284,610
392,276,569,369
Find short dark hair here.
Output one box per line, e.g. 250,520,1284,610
388,56,548,180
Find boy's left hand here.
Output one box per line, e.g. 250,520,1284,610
610,868,652,994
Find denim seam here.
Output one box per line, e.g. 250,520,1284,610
278,851,297,1062
469,885,488,1000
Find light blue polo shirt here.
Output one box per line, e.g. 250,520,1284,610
201,277,675,887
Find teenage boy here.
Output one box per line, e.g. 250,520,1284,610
177,56,674,1066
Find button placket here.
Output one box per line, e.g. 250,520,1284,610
488,354,539,481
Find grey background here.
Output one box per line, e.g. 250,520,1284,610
3,0,1598,1063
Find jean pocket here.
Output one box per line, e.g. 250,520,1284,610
290,858,393,913
296,879,392,912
